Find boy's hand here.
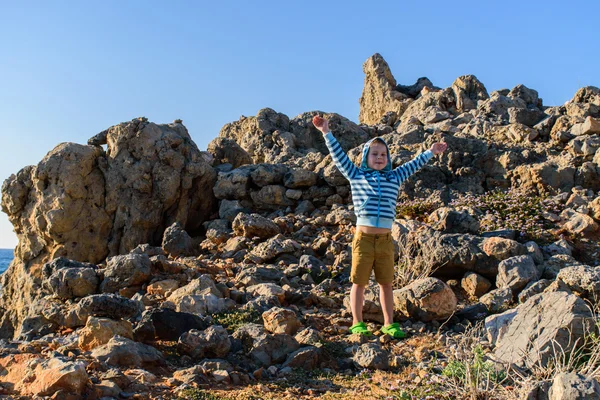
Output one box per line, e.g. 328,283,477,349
312,115,330,134
430,142,448,155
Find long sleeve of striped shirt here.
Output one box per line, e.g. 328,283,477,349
392,150,434,182
323,132,359,180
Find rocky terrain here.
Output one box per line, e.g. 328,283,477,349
1,53,600,399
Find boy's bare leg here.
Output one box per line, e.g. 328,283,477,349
350,284,365,325
379,283,394,326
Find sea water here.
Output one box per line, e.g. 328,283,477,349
0,249,14,275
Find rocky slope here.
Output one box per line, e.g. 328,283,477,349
0,53,599,399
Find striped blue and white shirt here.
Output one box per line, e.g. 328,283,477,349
324,132,433,229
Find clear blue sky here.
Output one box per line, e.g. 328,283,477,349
1,0,598,249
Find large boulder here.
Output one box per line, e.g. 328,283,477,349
493,291,596,368
0,118,218,339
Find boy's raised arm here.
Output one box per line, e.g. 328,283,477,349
313,116,359,180
392,142,447,182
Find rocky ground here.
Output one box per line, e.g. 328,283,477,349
1,53,600,399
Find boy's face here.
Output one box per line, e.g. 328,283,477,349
367,142,388,170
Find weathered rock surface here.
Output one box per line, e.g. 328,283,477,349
393,278,457,321
78,317,133,351
0,118,217,338
0,355,89,396
548,372,600,400
493,291,595,368
91,336,164,367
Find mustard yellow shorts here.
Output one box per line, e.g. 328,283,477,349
351,231,395,285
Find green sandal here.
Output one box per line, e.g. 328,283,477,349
349,322,372,336
381,322,406,339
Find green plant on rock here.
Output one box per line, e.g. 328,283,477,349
211,308,262,332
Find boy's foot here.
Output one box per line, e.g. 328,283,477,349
349,322,372,336
381,322,406,339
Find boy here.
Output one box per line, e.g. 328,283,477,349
313,115,447,338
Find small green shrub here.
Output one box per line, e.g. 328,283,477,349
442,344,506,386
211,309,262,332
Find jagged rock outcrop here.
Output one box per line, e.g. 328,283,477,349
0,118,217,338
359,53,414,125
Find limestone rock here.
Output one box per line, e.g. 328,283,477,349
102,119,217,255
497,255,539,293
452,75,489,112
178,325,231,359
560,208,599,235
218,108,291,163
233,323,300,367
91,336,164,368
393,277,457,321
262,307,302,335
282,346,320,369
493,292,595,368
541,254,585,280
353,343,389,370
79,317,133,351
232,213,280,239
245,234,297,264
100,253,152,293
162,222,196,257
548,372,600,400
214,166,254,200
247,283,286,304
76,294,142,321
283,168,318,189
0,355,89,396
42,257,99,300
461,272,491,297
484,309,517,343
427,207,480,234
146,279,179,296
557,265,600,299
480,287,513,314
482,237,528,261
359,53,412,125
518,279,551,304
207,137,253,168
